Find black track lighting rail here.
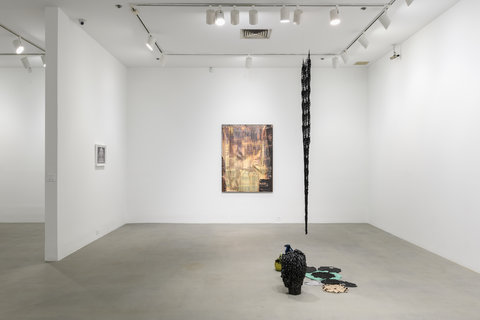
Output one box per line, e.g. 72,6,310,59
0,53,45,56
0,23,45,54
343,0,396,53
130,0,407,64
163,53,336,57
131,6,164,54
133,3,386,8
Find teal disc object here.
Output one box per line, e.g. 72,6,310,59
305,271,342,282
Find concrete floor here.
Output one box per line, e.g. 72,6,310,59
1,223,480,320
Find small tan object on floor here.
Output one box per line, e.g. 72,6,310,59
322,284,348,293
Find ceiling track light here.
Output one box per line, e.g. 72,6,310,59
20,56,32,73
293,6,302,25
340,51,349,64
231,5,239,25
338,0,396,61
332,56,339,69
379,11,391,29
132,2,404,65
330,5,341,26
146,34,155,51
1,24,45,55
158,53,167,66
41,55,46,68
206,5,215,25
358,34,369,49
245,55,253,68
405,0,414,6
249,5,258,25
215,6,225,26
131,7,163,55
280,5,290,23
13,37,24,54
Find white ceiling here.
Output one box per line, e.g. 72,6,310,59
0,0,460,68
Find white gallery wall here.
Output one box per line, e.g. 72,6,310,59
45,8,128,260
127,67,368,223
4,1,478,273
368,0,480,272
0,68,45,222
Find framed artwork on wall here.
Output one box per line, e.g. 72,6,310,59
95,144,106,167
222,124,273,193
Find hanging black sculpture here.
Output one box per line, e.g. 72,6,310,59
301,53,311,235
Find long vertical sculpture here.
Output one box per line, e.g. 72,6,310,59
301,53,311,235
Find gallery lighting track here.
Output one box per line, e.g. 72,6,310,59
0,23,46,71
0,53,44,56
163,53,336,56
0,23,46,55
343,0,395,53
131,6,164,54
133,3,386,8
130,0,412,67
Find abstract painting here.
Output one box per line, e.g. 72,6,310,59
222,124,273,192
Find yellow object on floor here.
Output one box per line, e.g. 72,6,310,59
274,254,282,271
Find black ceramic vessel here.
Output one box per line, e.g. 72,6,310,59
281,249,306,295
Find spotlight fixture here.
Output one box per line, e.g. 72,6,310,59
146,35,155,51
206,5,215,25
215,6,225,26
379,11,391,29
332,56,339,69
330,6,341,26
293,6,302,25
41,55,46,68
249,5,258,25
13,37,24,54
231,5,239,25
358,34,369,49
405,0,414,6
158,53,166,66
340,51,349,64
280,5,290,23
20,56,31,73
245,55,252,68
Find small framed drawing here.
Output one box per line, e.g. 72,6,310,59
95,144,106,167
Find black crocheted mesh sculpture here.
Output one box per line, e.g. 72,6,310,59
301,53,311,234
281,249,307,295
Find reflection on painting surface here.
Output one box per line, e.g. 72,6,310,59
222,125,273,192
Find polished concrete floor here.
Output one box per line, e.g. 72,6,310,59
1,223,480,320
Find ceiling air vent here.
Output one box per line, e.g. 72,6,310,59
241,29,271,39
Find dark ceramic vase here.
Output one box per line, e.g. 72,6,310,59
281,249,306,295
